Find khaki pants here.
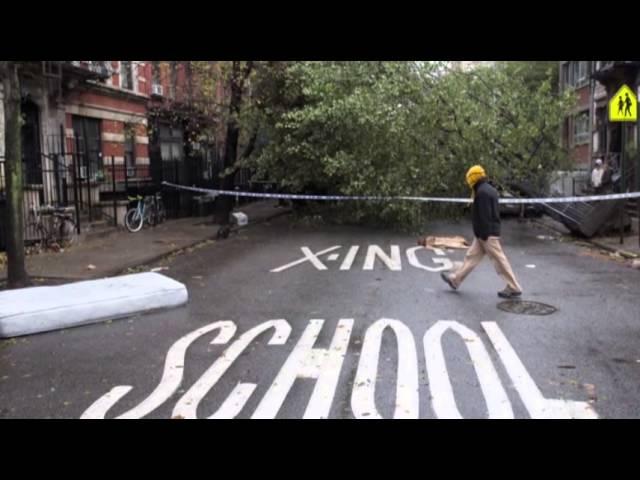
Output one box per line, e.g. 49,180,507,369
450,237,522,292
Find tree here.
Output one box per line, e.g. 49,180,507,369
245,61,575,231
148,61,257,228
1,61,29,288
214,61,254,225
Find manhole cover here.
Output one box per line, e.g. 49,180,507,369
497,300,557,316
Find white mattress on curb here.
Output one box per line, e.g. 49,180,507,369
0,272,188,338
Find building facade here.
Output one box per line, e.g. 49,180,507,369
1,61,227,247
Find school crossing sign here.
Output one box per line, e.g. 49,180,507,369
609,84,637,122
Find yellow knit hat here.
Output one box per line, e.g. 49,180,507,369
465,165,486,189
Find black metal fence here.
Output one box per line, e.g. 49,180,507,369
1,132,260,250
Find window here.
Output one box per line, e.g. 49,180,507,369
159,124,184,162
152,61,161,89
120,61,134,90
72,116,102,179
596,61,614,71
561,62,569,89
124,129,136,175
573,111,590,145
170,62,178,99
569,61,589,88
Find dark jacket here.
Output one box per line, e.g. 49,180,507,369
472,179,501,240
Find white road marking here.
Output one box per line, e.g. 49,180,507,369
80,386,133,420
481,322,598,419
270,246,341,273
423,321,514,419
81,321,237,419
351,318,419,419
340,246,360,270
363,246,402,271
406,246,453,273
172,320,291,419
252,319,353,419
81,318,598,420
209,383,257,419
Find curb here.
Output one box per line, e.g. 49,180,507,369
533,218,639,259
583,239,639,259
103,206,292,277
1,205,293,288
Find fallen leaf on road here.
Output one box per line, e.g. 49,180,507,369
582,383,597,400
87,264,96,270
526,264,536,269
151,267,169,272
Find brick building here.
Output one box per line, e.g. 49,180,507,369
1,61,227,247
559,61,640,195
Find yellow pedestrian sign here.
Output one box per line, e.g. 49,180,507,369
609,84,637,122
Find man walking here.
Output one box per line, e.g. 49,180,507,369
440,165,523,299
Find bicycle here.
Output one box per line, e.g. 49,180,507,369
154,191,167,225
125,192,165,233
27,205,77,248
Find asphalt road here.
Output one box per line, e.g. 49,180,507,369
1,214,639,419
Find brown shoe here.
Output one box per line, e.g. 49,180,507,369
498,288,522,299
440,272,457,290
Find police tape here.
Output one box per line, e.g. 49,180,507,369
161,181,640,205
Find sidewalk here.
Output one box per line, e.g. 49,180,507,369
0,200,291,285
534,214,640,258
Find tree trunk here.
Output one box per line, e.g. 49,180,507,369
2,62,29,288
215,61,253,225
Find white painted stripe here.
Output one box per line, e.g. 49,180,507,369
136,157,150,165
135,136,149,145
172,320,291,419
209,383,257,419
303,319,353,419
351,318,419,419
340,246,360,270
252,319,325,419
363,245,402,271
424,321,514,419
481,322,598,419
80,321,236,419
80,386,132,419
270,246,341,273
406,246,453,272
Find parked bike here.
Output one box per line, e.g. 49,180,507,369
27,205,77,248
125,192,166,233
